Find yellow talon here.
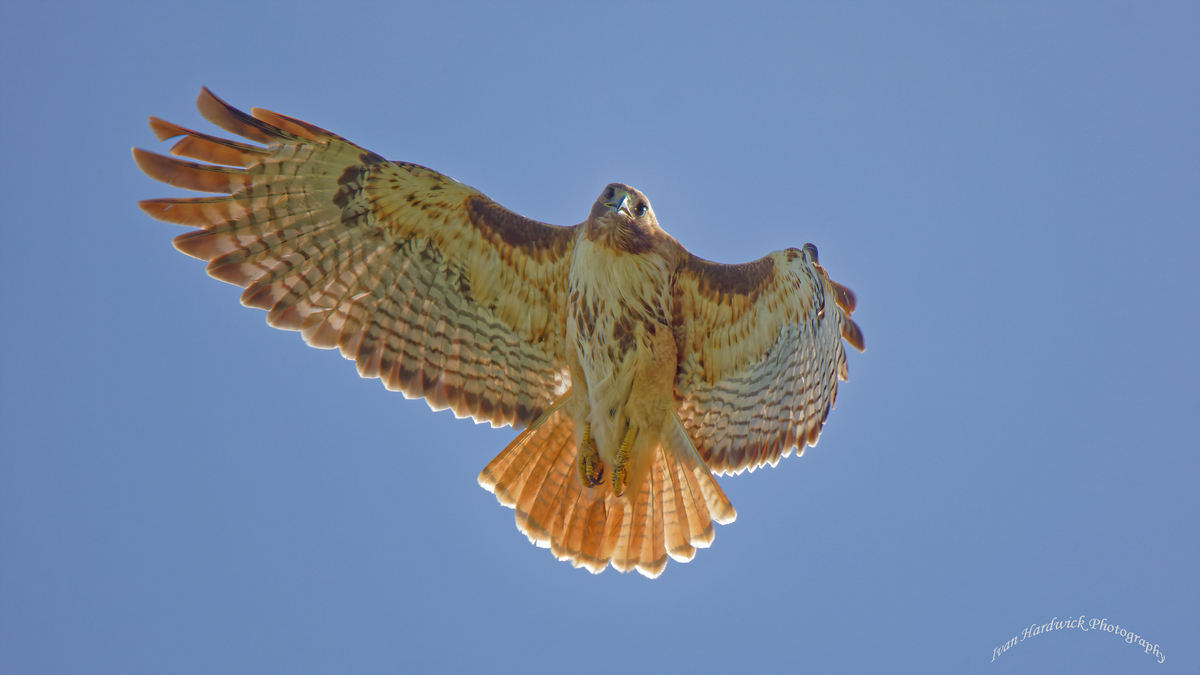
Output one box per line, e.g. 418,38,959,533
612,425,637,497
577,422,604,487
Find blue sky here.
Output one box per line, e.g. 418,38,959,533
1,2,1196,672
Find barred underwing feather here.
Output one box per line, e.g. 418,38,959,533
674,246,865,475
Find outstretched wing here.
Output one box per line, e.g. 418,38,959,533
135,88,577,428
672,244,865,475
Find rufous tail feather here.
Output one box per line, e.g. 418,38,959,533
479,399,735,578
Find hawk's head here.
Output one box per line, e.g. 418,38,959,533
585,183,666,254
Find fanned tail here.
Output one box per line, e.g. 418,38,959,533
479,389,613,572
479,399,736,578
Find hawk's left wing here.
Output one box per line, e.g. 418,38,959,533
135,88,577,429
672,245,864,475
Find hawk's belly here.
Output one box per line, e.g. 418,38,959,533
567,236,674,463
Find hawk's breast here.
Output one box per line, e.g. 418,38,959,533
567,234,674,414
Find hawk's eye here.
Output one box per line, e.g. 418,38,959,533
634,202,646,217
603,187,614,200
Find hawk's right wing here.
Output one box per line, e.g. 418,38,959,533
135,88,577,428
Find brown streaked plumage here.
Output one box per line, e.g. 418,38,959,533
135,89,865,578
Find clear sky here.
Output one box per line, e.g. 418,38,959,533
1,2,1196,673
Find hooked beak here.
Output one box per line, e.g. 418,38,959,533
606,193,631,218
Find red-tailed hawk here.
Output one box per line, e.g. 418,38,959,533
134,89,865,578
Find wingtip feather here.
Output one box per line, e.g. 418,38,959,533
133,147,248,193
196,87,277,144
138,198,188,224
148,116,187,141
843,317,865,352
252,107,325,143
831,281,857,313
